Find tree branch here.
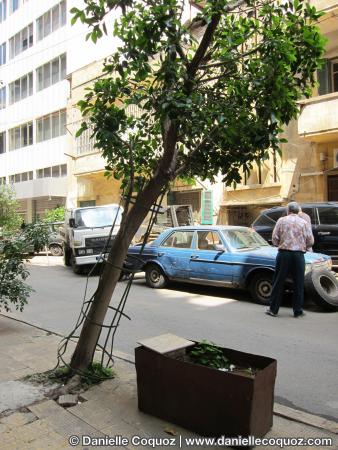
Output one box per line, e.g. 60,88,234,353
174,124,220,178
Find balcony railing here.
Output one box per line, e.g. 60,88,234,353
13,177,67,199
298,92,338,142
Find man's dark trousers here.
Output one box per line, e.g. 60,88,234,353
269,250,305,315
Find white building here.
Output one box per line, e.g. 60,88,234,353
0,0,118,220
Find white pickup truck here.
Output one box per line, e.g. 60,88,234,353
60,204,123,274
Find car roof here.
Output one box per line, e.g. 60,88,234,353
167,225,251,232
261,202,338,213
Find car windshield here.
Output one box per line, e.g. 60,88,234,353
74,206,122,228
222,229,269,250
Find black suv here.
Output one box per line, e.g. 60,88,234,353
252,203,338,267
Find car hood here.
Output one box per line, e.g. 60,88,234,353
233,246,330,264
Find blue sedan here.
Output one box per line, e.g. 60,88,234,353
125,226,332,305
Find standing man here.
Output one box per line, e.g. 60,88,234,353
266,202,314,318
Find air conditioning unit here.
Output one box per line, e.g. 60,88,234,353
334,149,338,168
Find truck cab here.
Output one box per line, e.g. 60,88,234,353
60,204,123,273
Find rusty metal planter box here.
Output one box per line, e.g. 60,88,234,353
135,345,277,440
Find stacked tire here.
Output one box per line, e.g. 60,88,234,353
305,269,338,311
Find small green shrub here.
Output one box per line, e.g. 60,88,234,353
81,362,115,385
188,340,230,370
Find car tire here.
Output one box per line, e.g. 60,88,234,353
71,254,83,275
145,263,167,289
249,271,273,305
49,244,63,257
63,244,71,266
304,269,338,311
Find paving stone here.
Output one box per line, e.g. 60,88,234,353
69,400,122,430
29,400,64,419
1,411,37,429
0,381,47,414
30,399,104,439
58,394,78,407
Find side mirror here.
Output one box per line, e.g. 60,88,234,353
214,244,225,252
69,218,75,228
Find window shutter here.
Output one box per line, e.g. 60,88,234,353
317,60,332,95
201,190,213,225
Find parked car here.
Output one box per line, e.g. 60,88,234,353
252,203,338,268
124,226,337,310
46,222,64,256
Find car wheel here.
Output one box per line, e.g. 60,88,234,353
145,264,167,288
71,254,83,275
305,269,338,311
49,244,63,257
249,271,273,305
63,244,71,266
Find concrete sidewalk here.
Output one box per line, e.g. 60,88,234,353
0,315,336,449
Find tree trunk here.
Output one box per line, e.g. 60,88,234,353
70,175,168,371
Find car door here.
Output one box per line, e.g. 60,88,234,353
314,206,338,262
189,230,233,285
158,230,195,279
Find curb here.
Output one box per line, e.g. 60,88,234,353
274,404,338,435
1,314,337,435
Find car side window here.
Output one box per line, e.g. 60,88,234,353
161,231,194,248
318,207,338,225
301,207,315,224
197,231,223,251
267,210,285,223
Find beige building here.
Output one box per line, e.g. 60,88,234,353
221,0,338,226
67,58,221,224
66,60,122,209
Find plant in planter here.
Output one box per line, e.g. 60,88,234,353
135,335,277,442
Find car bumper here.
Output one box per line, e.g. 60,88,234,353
74,253,108,265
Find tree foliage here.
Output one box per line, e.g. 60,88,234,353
69,0,325,371
0,236,32,312
72,0,325,189
43,206,65,223
0,186,21,234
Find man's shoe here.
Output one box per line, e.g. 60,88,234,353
294,311,306,318
265,309,277,317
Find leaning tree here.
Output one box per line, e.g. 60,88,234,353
69,0,325,371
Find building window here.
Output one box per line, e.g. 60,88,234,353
9,171,33,183
36,54,66,91
37,1,66,41
0,87,6,109
76,120,96,154
9,0,18,14
9,72,33,104
317,59,338,96
0,42,6,65
0,1,7,22
37,164,67,178
0,177,6,185
333,60,338,93
9,122,33,150
272,149,280,183
9,23,33,59
36,109,66,143
0,131,6,153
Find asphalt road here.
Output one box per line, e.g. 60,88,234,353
5,255,338,422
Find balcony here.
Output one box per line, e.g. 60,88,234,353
13,178,68,200
298,92,338,142
309,1,338,13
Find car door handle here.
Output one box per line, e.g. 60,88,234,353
158,252,164,256
190,255,199,260
318,232,331,235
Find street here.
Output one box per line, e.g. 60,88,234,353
5,255,338,423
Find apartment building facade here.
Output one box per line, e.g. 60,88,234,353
221,0,338,226
0,0,117,220
66,0,221,224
